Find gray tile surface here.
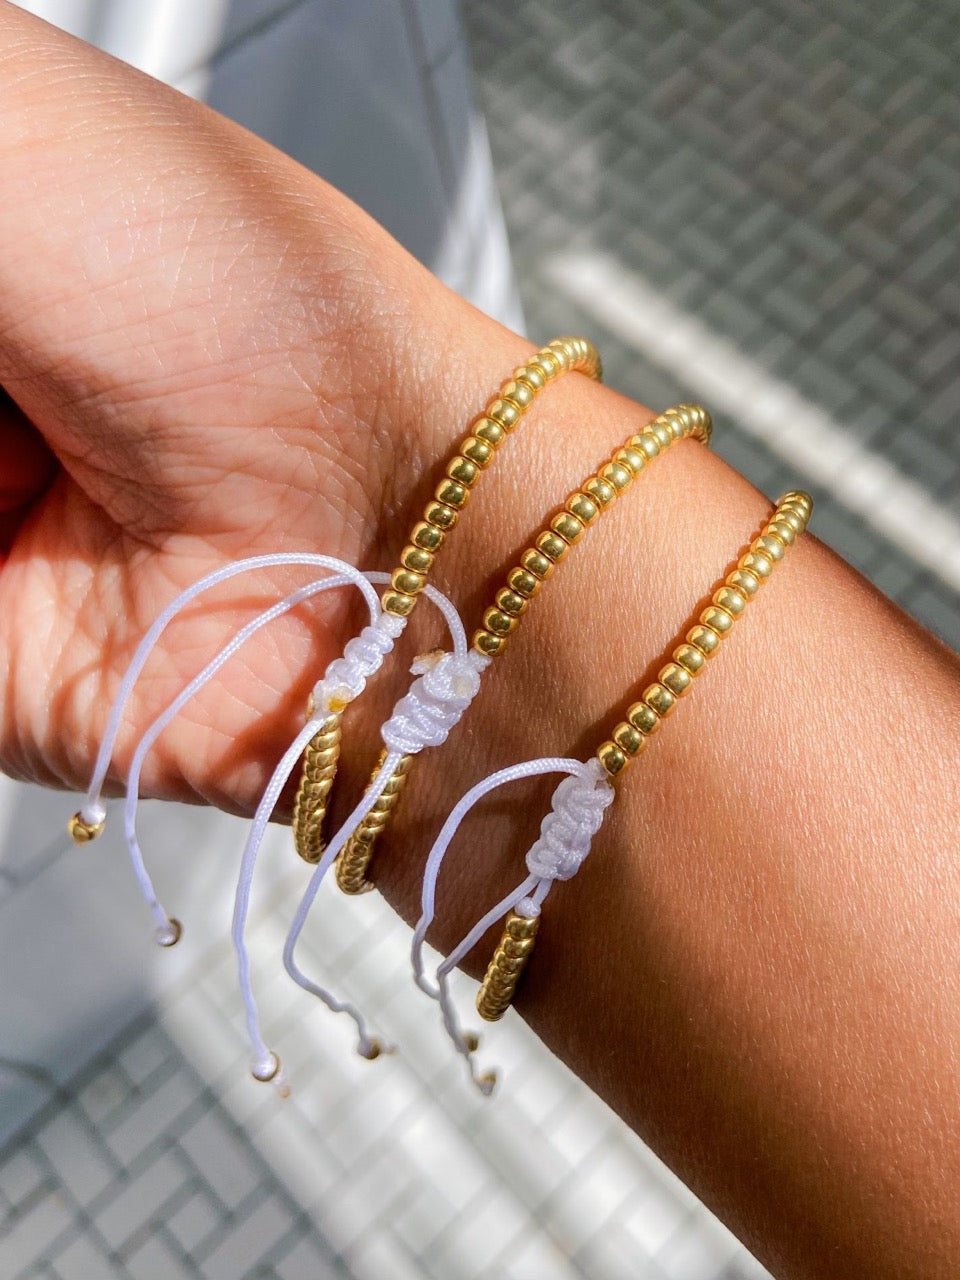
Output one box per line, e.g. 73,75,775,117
464,0,960,650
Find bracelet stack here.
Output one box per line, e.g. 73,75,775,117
67,335,813,1097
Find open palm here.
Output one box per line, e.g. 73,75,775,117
0,3,475,813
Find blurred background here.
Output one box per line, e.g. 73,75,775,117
1,1,957,1278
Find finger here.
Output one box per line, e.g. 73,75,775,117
0,2,427,543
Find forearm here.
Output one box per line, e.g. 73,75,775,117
349,335,960,1280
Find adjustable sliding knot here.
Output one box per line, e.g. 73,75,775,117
312,611,405,710
381,650,491,756
525,759,614,883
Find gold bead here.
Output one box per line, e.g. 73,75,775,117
435,479,468,510
566,492,600,525
157,917,182,948
613,722,647,756
777,508,803,533
521,548,555,579
447,456,479,487
661,408,687,437
400,545,433,574
644,682,677,717
616,446,646,474
508,567,540,598
499,378,535,409
425,500,458,530
739,550,773,578
687,623,721,656
483,607,517,637
659,662,692,697
766,518,795,545
544,341,570,368
412,520,444,551
496,588,527,617
551,511,585,544
634,433,661,460
487,397,521,430
782,491,812,515
537,530,570,562
584,476,616,508
597,741,629,776
755,533,784,561
382,590,417,617
700,604,734,635
473,629,506,657
460,435,494,468
69,812,104,843
513,364,545,391
601,461,633,492
713,585,747,616
474,417,505,446
392,567,425,596
506,912,540,940
674,642,706,675
531,349,561,379
650,422,673,448
726,568,760,597
627,701,661,735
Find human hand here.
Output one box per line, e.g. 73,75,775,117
0,1,531,812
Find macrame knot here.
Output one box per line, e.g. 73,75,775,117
525,758,615,882
381,650,491,755
313,611,405,709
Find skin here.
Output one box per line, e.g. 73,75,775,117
0,6,958,1277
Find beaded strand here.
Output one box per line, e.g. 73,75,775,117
334,404,713,893
470,491,813,1027
292,337,602,864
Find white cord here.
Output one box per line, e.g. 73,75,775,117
411,756,614,1091
233,578,472,1076
78,553,382,827
122,572,357,938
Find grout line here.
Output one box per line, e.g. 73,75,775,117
543,250,960,594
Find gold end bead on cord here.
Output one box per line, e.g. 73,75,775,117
472,404,712,658
292,710,343,864
335,749,414,894
475,911,541,1022
68,812,105,843
329,339,602,882
596,490,812,778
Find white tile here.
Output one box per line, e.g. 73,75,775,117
177,1111,261,1210
199,1195,294,1280
35,1111,116,1207
77,1069,132,1128
125,1233,194,1280
166,1191,222,1253
104,1072,202,1166
0,1189,73,1277
119,1028,172,1086
0,1147,45,1208
343,1230,424,1280
51,1232,127,1280
274,1234,340,1280
94,1151,187,1250
501,1230,580,1280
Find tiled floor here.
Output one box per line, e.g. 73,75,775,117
2,875,763,1279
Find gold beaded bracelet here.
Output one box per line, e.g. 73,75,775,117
473,490,813,1022
291,337,602,864
334,403,713,894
